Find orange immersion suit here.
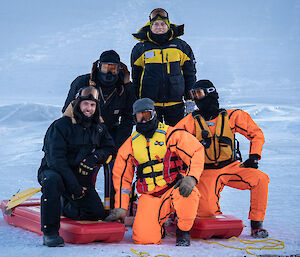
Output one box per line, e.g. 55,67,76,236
176,109,269,221
112,122,204,244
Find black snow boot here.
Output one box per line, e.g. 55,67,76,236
43,234,65,247
251,220,269,238
176,228,190,246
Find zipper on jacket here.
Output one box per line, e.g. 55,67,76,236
146,139,157,186
166,52,170,74
160,48,167,102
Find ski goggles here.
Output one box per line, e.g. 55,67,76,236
98,62,119,75
149,8,168,21
135,110,156,123
189,87,216,100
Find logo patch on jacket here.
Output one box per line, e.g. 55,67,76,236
155,141,164,146
206,122,215,127
145,51,155,59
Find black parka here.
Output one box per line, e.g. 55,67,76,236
38,112,116,197
62,74,136,148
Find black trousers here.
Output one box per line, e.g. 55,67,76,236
39,170,106,235
155,103,184,126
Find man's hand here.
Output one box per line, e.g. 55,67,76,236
174,176,197,197
120,62,130,84
78,154,98,175
241,154,260,169
104,208,127,223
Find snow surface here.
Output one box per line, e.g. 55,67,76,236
0,0,299,256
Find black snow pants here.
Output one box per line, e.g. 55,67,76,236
155,102,185,126
38,169,106,235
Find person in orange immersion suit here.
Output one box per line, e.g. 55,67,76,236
176,79,269,238
105,98,204,246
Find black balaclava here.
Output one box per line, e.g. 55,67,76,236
97,50,120,87
193,80,220,120
136,117,159,138
133,98,159,138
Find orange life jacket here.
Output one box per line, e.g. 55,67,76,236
193,110,235,166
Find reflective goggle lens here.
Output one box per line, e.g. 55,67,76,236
189,87,216,100
150,8,168,20
190,88,206,100
100,63,119,74
135,110,155,123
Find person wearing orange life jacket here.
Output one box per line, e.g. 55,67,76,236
105,98,204,246
176,80,270,239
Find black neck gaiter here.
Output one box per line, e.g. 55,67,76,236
195,97,220,121
136,118,159,138
149,30,171,45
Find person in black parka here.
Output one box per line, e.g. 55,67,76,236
62,50,136,149
38,87,116,247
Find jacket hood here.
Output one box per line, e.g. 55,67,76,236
132,21,184,43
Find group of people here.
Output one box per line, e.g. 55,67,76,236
37,8,269,248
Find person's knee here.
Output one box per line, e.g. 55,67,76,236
255,170,270,185
41,170,64,194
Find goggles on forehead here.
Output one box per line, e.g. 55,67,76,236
135,110,156,123
149,8,168,21
98,62,119,75
189,87,216,100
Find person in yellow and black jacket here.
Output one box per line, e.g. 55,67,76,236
176,80,270,239
105,98,204,246
131,8,196,126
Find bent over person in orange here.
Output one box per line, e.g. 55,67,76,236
105,98,204,246
176,80,269,239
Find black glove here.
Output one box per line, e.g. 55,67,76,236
242,154,260,169
78,154,98,175
200,130,211,149
174,176,197,197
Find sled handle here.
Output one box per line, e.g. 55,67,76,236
5,187,41,211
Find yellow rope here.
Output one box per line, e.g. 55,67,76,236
130,236,284,257
130,248,171,257
198,236,285,257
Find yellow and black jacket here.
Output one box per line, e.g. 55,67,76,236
131,23,196,103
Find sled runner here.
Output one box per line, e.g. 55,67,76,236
1,198,125,244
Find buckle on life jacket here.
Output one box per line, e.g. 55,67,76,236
150,175,182,197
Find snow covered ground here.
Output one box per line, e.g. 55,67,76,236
0,0,299,256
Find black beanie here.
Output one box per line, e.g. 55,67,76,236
193,80,219,99
99,50,120,64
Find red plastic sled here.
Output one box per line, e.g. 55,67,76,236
165,214,245,239
1,199,125,244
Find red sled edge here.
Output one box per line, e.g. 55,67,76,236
165,214,245,239
1,199,126,244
